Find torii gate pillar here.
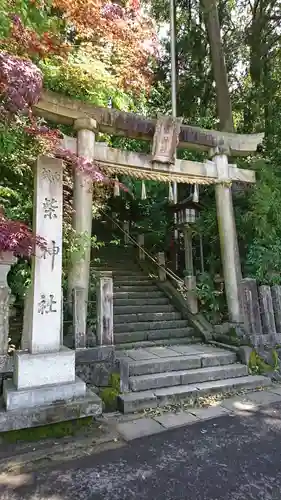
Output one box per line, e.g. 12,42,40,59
68,118,97,334
211,147,242,323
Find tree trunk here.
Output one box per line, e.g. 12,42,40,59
201,0,234,133
201,0,243,321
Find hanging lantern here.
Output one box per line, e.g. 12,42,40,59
141,180,147,200
170,197,202,226
113,177,120,197
193,184,199,203
168,182,174,202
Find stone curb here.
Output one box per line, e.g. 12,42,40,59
110,385,281,441
0,426,125,475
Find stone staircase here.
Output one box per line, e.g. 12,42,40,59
92,244,270,414
93,246,201,349
117,344,270,413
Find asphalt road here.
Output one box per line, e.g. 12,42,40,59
2,403,281,500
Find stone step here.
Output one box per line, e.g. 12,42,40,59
112,270,146,276
113,275,151,281
114,311,182,324
114,304,175,315
95,249,134,255
93,254,136,260
113,285,159,293
92,265,140,272
126,349,236,376
114,290,164,299
91,258,139,265
116,337,202,351
92,265,142,271
114,280,154,287
118,375,271,414
114,319,189,333
96,246,134,253
114,326,194,344
129,364,247,392
114,297,170,307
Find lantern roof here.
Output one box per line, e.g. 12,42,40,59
169,194,204,212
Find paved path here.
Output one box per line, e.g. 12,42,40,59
2,402,281,499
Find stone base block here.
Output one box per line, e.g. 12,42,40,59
14,347,75,389
4,376,86,411
0,354,12,373
75,346,116,387
0,388,102,432
250,333,281,349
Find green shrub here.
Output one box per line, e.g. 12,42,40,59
100,387,119,412
100,372,121,412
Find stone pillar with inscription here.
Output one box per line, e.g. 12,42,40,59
3,156,87,411
68,118,97,346
211,147,242,324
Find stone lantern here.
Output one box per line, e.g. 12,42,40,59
0,251,17,287
0,251,17,370
173,197,201,228
170,196,202,314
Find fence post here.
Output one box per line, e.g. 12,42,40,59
271,285,281,333
96,271,114,345
259,285,276,335
72,287,87,349
137,234,145,261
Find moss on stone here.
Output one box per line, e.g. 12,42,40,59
0,417,93,444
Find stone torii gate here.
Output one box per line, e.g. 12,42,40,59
34,90,263,332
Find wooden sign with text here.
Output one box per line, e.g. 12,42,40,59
152,116,183,165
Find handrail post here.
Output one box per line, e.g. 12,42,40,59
137,234,145,260
123,221,130,245
158,252,167,281
184,275,198,314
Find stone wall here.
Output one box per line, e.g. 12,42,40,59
75,346,116,387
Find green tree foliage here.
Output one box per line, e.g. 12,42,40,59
148,0,281,289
